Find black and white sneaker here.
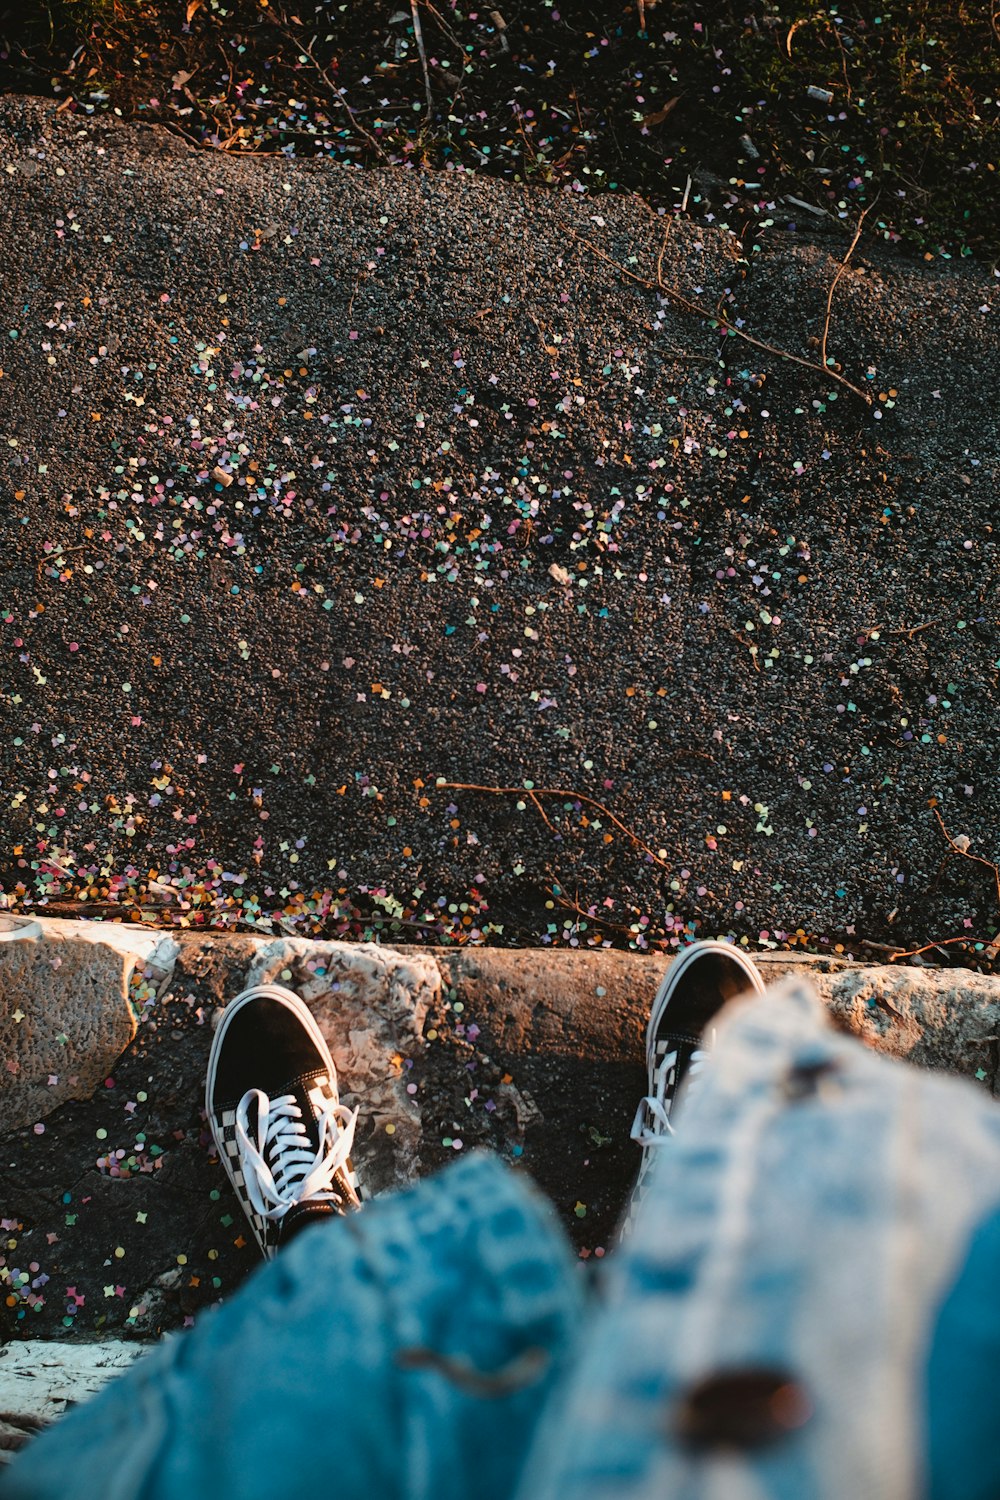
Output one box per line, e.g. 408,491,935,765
205,983,362,1259
622,941,766,1235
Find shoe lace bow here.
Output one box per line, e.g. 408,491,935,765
235,1087,359,1221
630,1045,707,1147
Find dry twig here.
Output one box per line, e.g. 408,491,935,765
786,14,854,101
722,624,761,672
932,807,1000,908
887,811,1000,965
411,0,435,126
888,936,985,964
860,617,943,640
436,780,671,870
420,0,466,55
261,7,389,161
546,886,635,936
569,230,872,405
889,618,943,639
820,205,871,375
527,789,557,834
655,218,672,294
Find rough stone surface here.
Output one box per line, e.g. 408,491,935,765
435,945,1000,1076
439,946,654,1062
0,924,537,1343
817,965,1000,1078
0,1339,145,1464
0,930,136,1134
2,946,999,1450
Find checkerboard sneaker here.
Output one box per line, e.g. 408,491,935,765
621,941,766,1237
205,983,362,1259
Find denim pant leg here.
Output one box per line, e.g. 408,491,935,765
1,1152,584,1500
517,976,1000,1500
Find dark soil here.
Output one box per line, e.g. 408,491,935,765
0,95,997,968
1,0,999,261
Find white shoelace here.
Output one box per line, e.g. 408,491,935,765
630,1045,708,1148
235,1088,359,1222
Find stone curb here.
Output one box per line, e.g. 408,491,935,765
0,1340,145,1466
2,914,1000,1443
4,914,1000,1136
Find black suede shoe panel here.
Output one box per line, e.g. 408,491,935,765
668,954,760,1037
210,997,326,1107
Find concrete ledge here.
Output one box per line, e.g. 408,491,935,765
4,919,1000,1140
1,919,999,1441
434,945,1000,1081
0,916,176,1134
0,1339,146,1464
2,914,999,1364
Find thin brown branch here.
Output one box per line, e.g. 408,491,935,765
888,936,985,963
659,349,715,365
830,16,854,103
569,230,872,405
820,206,871,375
860,617,943,640
420,0,466,56
889,618,943,638
722,624,760,672
785,17,807,56
347,269,368,323
786,13,852,101
527,789,557,835
411,0,435,126
546,886,634,936
260,8,389,162
655,218,671,295
355,913,451,933
933,807,1000,908
436,781,671,870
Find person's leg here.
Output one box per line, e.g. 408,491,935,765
623,939,766,1236
519,970,1000,1500
1,1153,583,1500
1,985,584,1500
926,1197,1000,1500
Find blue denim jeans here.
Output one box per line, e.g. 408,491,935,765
6,977,1000,1500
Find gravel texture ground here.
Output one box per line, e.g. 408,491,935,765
0,95,997,963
